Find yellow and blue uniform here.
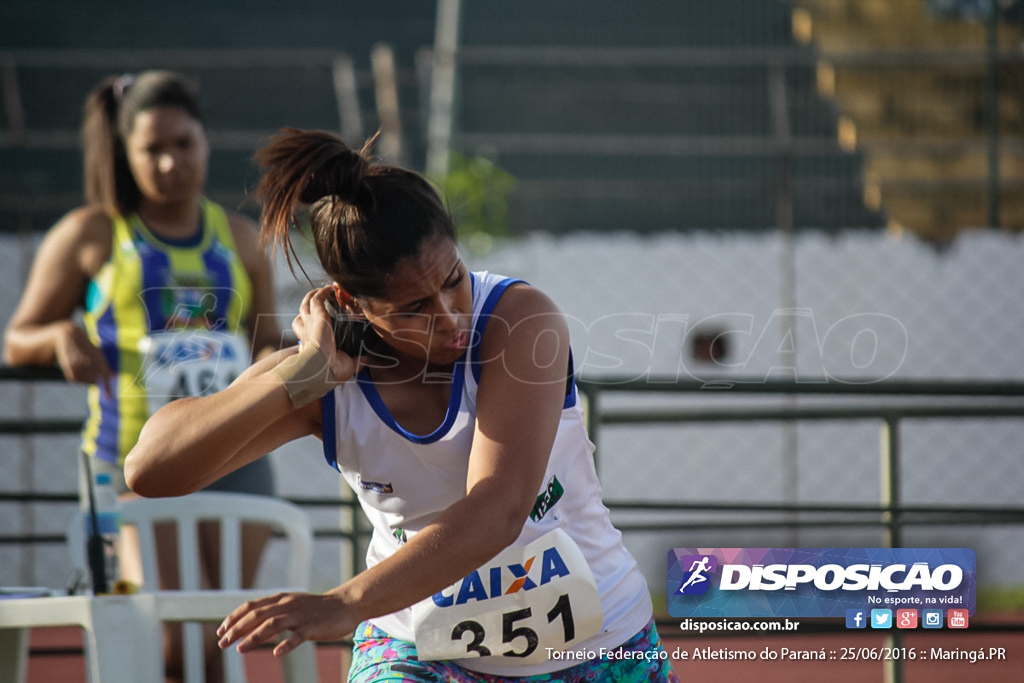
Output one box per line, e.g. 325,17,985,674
81,199,252,465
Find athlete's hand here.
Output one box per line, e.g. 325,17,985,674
54,321,113,395
217,591,356,657
291,287,358,382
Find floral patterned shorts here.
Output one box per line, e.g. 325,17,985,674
347,617,680,682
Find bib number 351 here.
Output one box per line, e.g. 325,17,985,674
411,529,603,665
452,593,575,659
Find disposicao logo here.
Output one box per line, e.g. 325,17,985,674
667,548,976,619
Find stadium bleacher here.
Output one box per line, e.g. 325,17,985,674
453,0,884,232
1,0,884,235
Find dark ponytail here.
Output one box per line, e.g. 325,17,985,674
254,128,455,299
81,71,203,217
82,77,131,216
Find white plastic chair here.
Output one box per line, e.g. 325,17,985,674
67,491,317,683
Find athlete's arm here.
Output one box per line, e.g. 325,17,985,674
124,346,320,496
3,206,114,389
125,288,355,496
215,284,570,656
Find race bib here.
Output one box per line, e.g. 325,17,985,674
412,528,603,665
139,330,250,414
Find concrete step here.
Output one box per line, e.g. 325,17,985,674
864,147,1024,181
879,182,1024,240
794,0,1020,50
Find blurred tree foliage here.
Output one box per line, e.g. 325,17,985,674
432,152,516,253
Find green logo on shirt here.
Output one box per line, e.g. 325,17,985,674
530,476,564,522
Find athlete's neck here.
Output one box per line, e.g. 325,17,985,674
364,351,457,386
136,198,202,241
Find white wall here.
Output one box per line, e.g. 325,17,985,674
3,228,1022,592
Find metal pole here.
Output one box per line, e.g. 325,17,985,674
331,54,364,144
370,43,405,166
769,62,800,546
426,0,463,177
880,416,901,548
880,415,903,683
986,4,1000,228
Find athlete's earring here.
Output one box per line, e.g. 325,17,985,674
332,283,361,316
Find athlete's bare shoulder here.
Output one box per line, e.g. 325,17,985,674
44,204,113,277
223,208,268,264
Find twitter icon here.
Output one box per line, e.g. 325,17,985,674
870,609,893,629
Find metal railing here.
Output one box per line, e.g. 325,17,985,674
0,365,377,579
576,376,1024,683
6,367,1024,573
4,367,1024,681
578,377,1024,546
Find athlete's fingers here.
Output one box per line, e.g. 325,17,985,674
234,611,294,653
217,593,286,643
226,593,322,654
98,374,114,399
291,288,326,341
308,287,335,320
272,633,305,658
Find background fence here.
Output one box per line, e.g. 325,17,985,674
5,227,1024,608
4,366,1024,605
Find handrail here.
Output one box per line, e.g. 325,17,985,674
576,376,1024,546
0,365,375,575
577,375,1024,395
0,48,360,151
454,44,1024,67
573,374,1024,683
5,366,1023,596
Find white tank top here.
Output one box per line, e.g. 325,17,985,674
322,271,652,676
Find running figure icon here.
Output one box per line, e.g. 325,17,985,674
679,556,712,593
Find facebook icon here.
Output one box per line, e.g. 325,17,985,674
846,609,867,629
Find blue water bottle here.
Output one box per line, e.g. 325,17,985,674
89,473,122,593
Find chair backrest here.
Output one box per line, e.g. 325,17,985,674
67,492,316,683
68,492,313,592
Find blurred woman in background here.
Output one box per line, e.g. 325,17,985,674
3,70,284,683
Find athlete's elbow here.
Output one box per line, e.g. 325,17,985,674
496,514,528,550
123,432,178,498
491,496,536,550
2,328,23,366
123,448,159,497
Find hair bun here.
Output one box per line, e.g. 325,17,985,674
292,135,370,208
298,172,339,205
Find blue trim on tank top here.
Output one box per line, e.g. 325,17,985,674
351,272,479,445
142,211,206,248
469,276,578,410
470,277,525,386
355,362,466,444
321,387,339,471
326,273,577,449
